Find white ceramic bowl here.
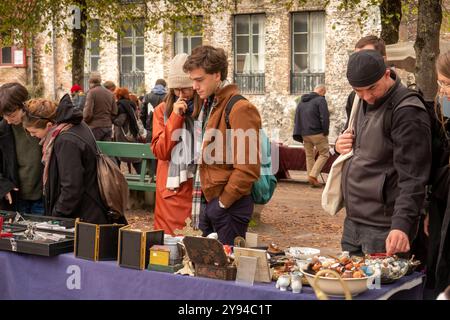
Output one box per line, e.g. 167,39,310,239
302,270,375,297
288,247,321,260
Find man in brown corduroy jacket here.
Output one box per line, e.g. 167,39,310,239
184,45,262,245
83,73,118,141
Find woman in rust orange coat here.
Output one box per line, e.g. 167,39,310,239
151,53,202,235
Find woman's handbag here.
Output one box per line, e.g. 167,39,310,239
321,95,360,215
62,128,128,223
119,113,147,143
136,116,147,142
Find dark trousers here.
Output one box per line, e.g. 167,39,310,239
149,159,157,180
341,217,390,256
15,198,45,215
91,127,112,141
199,195,254,245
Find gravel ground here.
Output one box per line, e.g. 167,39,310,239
125,171,345,255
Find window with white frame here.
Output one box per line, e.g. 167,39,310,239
120,20,144,73
119,20,145,92
85,19,100,73
84,20,100,90
174,17,203,55
291,11,325,94
234,14,265,94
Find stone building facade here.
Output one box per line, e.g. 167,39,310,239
3,0,446,143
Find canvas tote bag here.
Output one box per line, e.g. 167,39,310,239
321,95,360,215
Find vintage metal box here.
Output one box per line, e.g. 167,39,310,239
118,226,164,270
183,236,237,281
74,219,125,261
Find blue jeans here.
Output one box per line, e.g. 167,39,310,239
15,198,45,215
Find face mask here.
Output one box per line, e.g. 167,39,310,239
185,99,194,116
174,95,194,116
441,96,450,118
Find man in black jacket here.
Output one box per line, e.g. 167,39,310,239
140,78,167,142
344,35,387,125
293,84,329,187
0,83,44,214
141,79,166,178
336,50,431,256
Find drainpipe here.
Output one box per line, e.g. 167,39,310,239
29,47,34,88
52,24,57,100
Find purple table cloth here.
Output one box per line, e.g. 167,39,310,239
0,251,424,300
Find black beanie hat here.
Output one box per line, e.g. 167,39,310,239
346,50,387,87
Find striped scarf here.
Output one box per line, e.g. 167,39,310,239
165,114,196,190
41,123,74,192
190,96,214,229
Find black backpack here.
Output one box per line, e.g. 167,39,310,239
383,85,450,187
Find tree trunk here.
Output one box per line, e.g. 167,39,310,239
71,0,87,88
414,0,442,101
380,0,402,45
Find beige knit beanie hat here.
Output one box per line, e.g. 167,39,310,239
167,53,192,89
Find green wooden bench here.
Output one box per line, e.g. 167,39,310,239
96,141,156,192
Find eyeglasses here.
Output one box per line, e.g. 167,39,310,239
174,88,193,95
437,80,450,90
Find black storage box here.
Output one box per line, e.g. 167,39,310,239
74,219,125,261
118,226,164,270
0,210,17,221
14,214,75,234
1,211,75,234
0,224,74,256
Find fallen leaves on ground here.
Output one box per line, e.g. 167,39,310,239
125,171,345,255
